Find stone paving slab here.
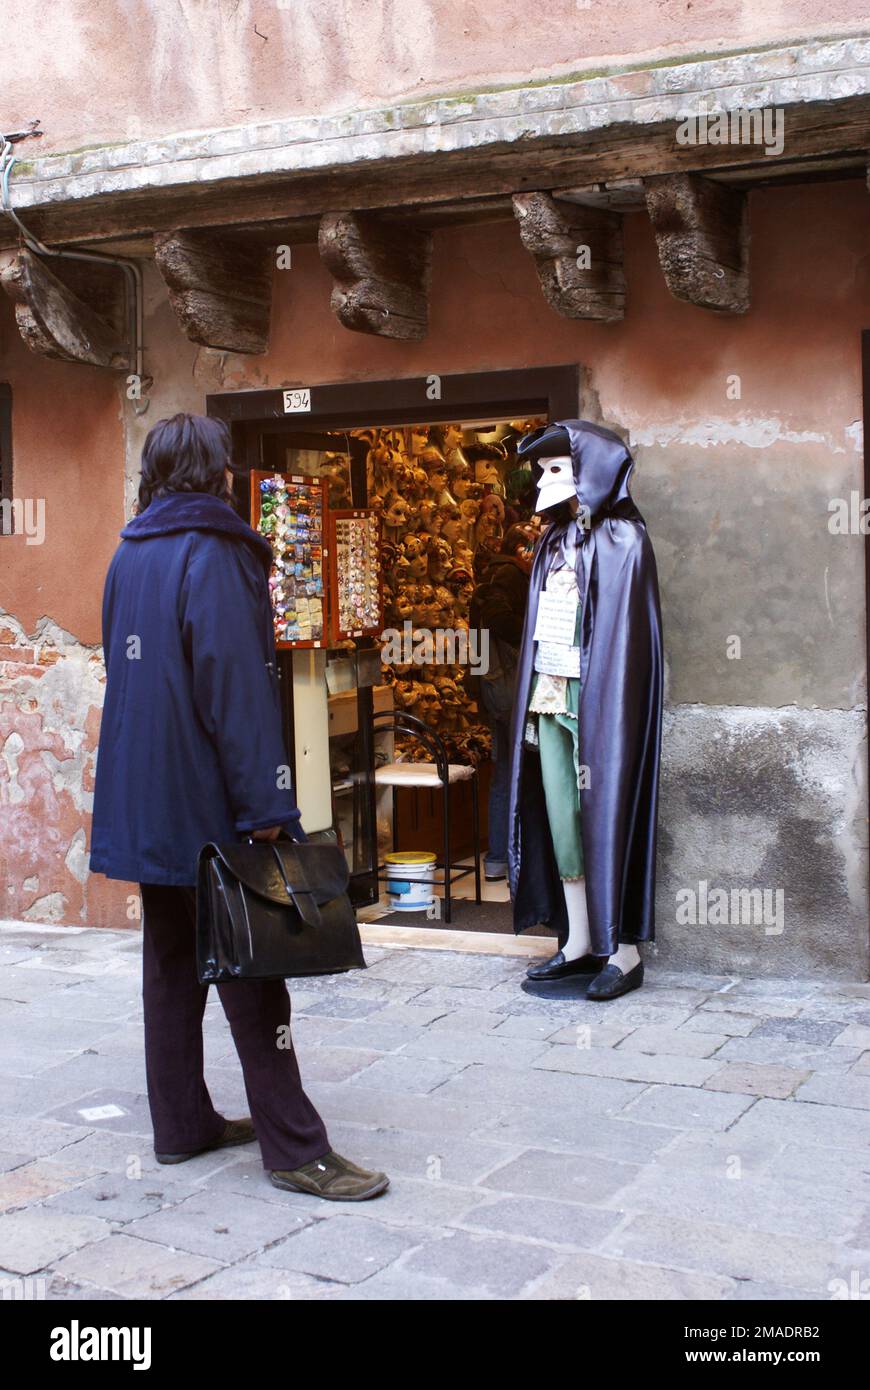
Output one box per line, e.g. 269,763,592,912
1,924,869,1300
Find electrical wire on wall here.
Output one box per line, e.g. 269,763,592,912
0,122,147,409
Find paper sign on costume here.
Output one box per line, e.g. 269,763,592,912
533,588,578,646
534,641,581,677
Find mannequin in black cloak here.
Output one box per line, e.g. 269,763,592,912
506,421,663,1000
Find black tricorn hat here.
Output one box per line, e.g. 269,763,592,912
516,424,572,463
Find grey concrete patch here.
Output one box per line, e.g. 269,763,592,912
459,1195,624,1250
794,1072,870,1110
323,1121,518,1187
603,1212,857,1293
477,1109,675,1164
0,1117,94,1158
290,1047,380,1084
615,1024,728,1057
537,1045,722,1087
42,1089,153,1136
52,1232,220,1298
493,1013,573,1040
126,1189,315,1262
168,1263,340,1300
435,1061,646,1114
0,1208,110,1274
348,1054,465,1095
484,1148,639,1207
298,996,386,1021
526,1251,734,1301
259,1214,419,1284
681,1010,761,1036
751,1016,846,1044
621,1084,756,1129
612,1165,855,1242
704,1061,810,1098
41,1175,179,1226
710,1036,862,1075
315,1081,510,1137
649,1128,785,1179
656,704,868,980
401,1229,555,1297
320,1020,417,1052
401,1029,551,1070
728,1097,870,1149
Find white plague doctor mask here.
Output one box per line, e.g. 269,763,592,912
535,455,577,513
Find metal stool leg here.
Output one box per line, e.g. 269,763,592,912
472,769,482,904
442,777,451,924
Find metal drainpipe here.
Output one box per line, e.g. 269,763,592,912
1,140,145,382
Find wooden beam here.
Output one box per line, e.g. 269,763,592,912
0,248,129,368
153,230,273,353
644,172,749,313
512,191,625,321
2,93,867,254
318,211,432,340
553,180,646,211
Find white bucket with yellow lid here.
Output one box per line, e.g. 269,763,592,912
384,850,437,912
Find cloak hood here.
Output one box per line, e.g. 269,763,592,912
518,419,638,524
121,492,273,575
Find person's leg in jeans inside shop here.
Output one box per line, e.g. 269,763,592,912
484,715,512,879
473,524,535,881
89,412,387,1202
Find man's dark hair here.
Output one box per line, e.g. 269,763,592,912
138,412,233,510
501,523,532,555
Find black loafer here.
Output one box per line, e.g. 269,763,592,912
586,960,644,1001
526,950,604,982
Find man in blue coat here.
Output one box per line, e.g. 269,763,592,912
90,412,388,1202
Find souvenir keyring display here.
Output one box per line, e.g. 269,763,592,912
328,508,383,640
251,471,327,647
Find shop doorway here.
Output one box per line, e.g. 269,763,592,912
208,366,580,936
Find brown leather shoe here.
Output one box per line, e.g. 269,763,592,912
155,1117,257,1165
270,1150,389,1202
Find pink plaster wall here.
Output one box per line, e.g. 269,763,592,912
3,1,868,155
218,180,869,447
1,178,867,928
0,299,130,928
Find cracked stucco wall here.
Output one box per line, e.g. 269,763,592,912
0,613,123,926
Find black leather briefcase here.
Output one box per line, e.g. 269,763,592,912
196,838,366,983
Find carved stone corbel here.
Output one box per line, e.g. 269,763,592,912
318,211,432,340
512,191,625,321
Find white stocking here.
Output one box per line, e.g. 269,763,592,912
609,942,640,972
561,878,592,961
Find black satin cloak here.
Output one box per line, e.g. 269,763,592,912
507,420,664,952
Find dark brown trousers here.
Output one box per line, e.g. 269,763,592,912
140,883,329,1171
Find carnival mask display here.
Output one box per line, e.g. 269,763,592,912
384,495,410,532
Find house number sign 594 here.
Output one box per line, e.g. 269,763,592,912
282,388,311,414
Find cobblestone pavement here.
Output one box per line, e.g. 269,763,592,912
1,923,869,1301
